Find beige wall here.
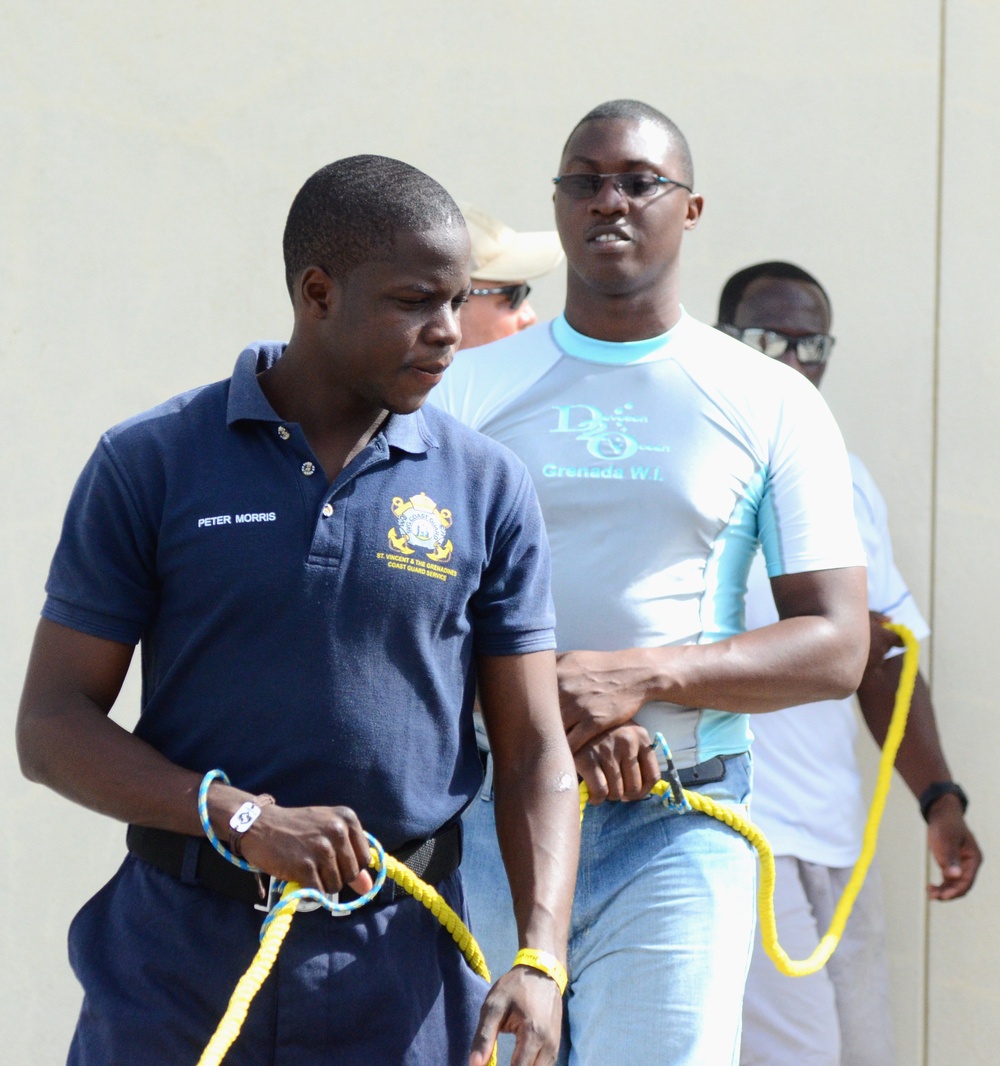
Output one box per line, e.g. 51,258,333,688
2,3,996,1062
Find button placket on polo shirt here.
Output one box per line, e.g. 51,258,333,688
307,436,391,570
269,422,332,551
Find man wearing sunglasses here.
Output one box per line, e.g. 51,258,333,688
432,101,870,1065
458,205,563,350
717,261,981,1066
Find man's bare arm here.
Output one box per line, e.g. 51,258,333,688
561,565,869,753
469,650,579,1066
17,617,374,894
858,614,982,901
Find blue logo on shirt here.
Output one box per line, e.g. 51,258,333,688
550,403,669,462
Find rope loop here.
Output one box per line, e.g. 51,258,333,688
580,621,919,979
257,834,389,939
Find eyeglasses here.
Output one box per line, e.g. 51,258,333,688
722,325,835,366
552,172,693,201
468,283,531,311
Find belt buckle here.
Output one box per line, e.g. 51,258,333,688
254,875,284,914
253,875,343,915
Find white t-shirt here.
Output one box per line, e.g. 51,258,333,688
745,454,930,866
432,312,865,767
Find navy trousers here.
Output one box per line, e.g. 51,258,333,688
67,855,488,1065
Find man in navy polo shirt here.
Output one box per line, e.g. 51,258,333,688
16,155,579,1066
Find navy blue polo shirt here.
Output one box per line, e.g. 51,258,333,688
44,343,555,850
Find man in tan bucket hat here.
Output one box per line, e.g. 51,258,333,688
459,204,564,349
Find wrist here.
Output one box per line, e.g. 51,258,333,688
635,645,677,705
919,781,968,823
197,769,276,873
228,794,276,858
204,779,252,839
512,948,568,995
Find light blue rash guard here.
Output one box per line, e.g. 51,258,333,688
431,312,865,767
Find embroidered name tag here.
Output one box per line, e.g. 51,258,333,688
197,512,277,528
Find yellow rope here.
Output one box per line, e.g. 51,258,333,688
761,621,919,974
202,623,916,1060
579,621,919,978
197,883,300,1066
197,851,495,1066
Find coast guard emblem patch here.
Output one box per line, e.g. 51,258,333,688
387,492,454,563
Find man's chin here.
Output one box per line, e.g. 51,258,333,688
570,261,660,299
386,390,432,416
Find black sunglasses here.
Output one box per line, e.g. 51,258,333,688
469,283,531,311
721,325,835,366
552,172,693,201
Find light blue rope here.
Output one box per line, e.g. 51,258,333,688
651,732,691,813
198,768,259,872
197,769,390,935
258,834,389,940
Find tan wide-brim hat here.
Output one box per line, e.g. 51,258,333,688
461,203,565,283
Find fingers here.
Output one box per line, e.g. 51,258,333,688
928,863,973,901
471,971,562,1066
575,748,608,804
638,742,662,795
349,869,375,894
928,843,982,901
312,807,372,894
242,803,375,894
927,819,983,901
469,992,505,1066
574,725,656,804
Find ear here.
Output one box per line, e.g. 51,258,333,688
684,194,705,231
294,266,341,320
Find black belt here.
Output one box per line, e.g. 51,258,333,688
126,821,462,908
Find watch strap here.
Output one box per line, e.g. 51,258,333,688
228,794,275,858
919,781,968,822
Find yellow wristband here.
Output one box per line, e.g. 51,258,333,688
512,948,568,995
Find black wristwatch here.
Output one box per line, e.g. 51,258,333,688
918,781,969,822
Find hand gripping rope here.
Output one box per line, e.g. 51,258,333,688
578,621,919,977
195,772,495,1066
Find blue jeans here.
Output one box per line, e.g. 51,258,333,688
463,754,756,1066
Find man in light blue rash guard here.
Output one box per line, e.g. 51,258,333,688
15,155,580,1066
429,101,870,1065
717,261,981,1066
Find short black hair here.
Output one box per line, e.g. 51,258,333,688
717,261,832,326
282,154,463,295
563,99,694,188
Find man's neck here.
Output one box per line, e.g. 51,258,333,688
562,279,682,343
258,341,390,482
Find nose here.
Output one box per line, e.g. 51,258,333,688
517,301,538,330
428,304,462,348
590,176,629,214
